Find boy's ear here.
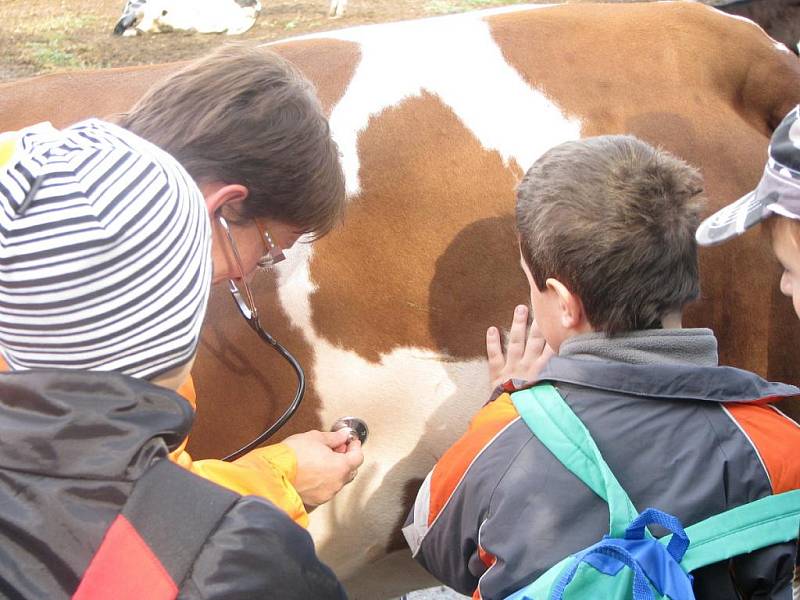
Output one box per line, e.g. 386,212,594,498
546,278,589,330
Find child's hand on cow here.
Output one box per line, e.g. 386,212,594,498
282,429,364,508
486,304,555,390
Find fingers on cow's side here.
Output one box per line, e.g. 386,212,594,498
486,326,505,380
506,305,529,364
522,317,546,363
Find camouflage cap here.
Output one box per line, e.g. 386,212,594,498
696,106,800,246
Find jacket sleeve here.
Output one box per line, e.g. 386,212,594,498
169,375,309,527
179,496,346,600
403,393,522,597
0,359,310,527
730,542,796,600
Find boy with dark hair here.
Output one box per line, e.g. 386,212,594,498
403,135,800,599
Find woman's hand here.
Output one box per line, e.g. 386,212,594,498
282,429,364,508
486,304,555,390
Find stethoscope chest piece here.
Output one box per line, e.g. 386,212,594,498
331,417,368,445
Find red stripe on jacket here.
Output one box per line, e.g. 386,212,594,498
72,515,177,600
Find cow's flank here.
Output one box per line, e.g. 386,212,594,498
2,4,800,597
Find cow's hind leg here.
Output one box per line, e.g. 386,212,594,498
329,0,346,18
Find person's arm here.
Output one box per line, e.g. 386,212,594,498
180,496,347,600
177,444,309,525
403,394,522,596
170,376,364,527
173,430,363,527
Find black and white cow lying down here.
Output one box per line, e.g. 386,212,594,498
112,0,348,35
113,0,263,35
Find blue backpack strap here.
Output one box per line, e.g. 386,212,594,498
551,543,655,600
511,384,639,536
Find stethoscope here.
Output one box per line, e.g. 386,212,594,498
220,276,307,461
217,215,367,462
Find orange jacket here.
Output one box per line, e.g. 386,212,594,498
0,356,308,527
172,377,308,527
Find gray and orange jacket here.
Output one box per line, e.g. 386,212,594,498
0,370,346,600
403,328,800,600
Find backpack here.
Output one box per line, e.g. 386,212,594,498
72,458,239,600
504,384,800,600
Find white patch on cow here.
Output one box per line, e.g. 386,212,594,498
274,240,491,581
318,8,580,195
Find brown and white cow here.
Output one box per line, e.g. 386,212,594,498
2,3,800,597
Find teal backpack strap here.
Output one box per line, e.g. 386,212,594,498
511,384,639,537
671,489,800,572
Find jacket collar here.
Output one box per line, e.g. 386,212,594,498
536,357,798,403
534,328,799,403
558,327,718,367
0,370,194,479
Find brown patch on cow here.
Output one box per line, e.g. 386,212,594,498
429,215,524,359
307,92,528,362
0,63,184,130
487,3,800,382
0,37,361,131
188,273,324,458
271,38,361,116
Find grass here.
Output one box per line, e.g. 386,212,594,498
12,14,99,35
8,14,100,74
25,39,90,71
424,0,519,13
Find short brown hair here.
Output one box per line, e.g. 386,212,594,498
517,135,705,335
118,43,345,239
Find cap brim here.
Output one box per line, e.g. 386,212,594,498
695,190,766,246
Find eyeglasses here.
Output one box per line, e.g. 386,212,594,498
216,214,285,321
253,219,286,270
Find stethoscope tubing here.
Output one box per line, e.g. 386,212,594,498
221,279,306,462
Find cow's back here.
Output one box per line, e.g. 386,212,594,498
1,4,800,597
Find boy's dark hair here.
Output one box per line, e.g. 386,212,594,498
517,135,705,335
118,43,345,240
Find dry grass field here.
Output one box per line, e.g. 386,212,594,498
0,0,531,81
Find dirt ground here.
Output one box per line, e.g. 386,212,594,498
0,0,533,82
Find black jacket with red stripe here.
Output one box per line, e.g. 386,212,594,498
0,370,346,600
403,328,800,600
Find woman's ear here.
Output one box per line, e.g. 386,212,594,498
199,182,249,219
545,278,590,330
